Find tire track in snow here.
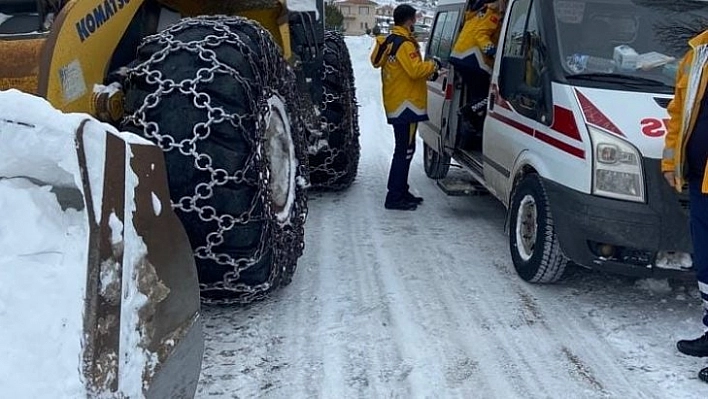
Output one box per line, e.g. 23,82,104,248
196,36,708,399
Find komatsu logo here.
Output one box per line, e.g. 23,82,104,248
76,0,130,42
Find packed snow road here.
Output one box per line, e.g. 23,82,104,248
196,36,707,399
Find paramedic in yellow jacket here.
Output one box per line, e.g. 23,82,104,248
450,0,503,103
662,29,708,382
370,4,440,211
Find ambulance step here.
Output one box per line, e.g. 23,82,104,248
436,167,488,197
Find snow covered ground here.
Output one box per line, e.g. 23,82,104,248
196,36,708,398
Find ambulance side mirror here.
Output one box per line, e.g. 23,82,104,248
499,55,527,99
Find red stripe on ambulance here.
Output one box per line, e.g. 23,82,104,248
489,111,585,159
575,89,625,137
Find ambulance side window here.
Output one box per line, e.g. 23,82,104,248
500,0,552,124
428,10,460,64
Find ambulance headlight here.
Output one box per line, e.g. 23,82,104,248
588,126,645,202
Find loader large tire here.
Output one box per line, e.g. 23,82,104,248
122,16,309,304
309,30,360,190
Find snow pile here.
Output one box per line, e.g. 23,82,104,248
655,251,693,270
634,278,673,295
0,89,159,398
118,154,159,396
0,178,88,399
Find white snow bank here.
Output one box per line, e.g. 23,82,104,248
0,89,160,398
0,178,88,399
118,147,158,397
0,88,150,223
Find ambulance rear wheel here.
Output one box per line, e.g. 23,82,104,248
509,174,568,283
423,142,450,179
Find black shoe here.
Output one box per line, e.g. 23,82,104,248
677,333,708,357
404,192,423,204
700,367,708,383
385,199,418,211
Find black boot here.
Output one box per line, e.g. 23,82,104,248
699,367,708,383
677,333,708,357
404,191,423,205
385,199,417,211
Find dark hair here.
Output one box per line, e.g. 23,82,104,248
393,4,416,26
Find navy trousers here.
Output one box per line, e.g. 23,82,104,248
386,122,417,203
689,180,708,327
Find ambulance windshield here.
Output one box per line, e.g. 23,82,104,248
554,0,707,93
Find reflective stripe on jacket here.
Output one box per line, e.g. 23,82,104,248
663,30,708,194
370,26,437,124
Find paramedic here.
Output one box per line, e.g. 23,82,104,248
370,4,441,211
662,29,708,382
449,0,504,122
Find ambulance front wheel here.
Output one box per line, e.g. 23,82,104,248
423,142,450,180
509,174,568,283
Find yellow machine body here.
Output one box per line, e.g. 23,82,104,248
0,0,292,115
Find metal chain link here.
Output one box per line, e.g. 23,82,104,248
122,16,308,304
307,31,360,190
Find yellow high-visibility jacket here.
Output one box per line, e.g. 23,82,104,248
449,5,502,75
370,26,437,124
662,30,708,194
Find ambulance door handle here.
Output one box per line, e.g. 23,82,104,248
442,77,447,90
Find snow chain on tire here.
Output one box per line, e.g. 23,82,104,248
308,30,361,190
121,16,309,304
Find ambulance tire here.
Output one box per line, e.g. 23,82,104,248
509,174,568,283
309,30,360,191
122,16,308,304
423,142,450,180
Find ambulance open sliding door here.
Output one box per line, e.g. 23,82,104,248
426,7,461,146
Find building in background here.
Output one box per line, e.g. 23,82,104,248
375,4,394,33
334,0,378,35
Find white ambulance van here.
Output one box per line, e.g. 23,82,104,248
420,0,708,282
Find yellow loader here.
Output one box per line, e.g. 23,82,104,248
0,0,359,396
0,0,360,301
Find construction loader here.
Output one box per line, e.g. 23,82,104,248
0,0,359,397
0,0,360,301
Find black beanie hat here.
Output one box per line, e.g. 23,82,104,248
393,4,417,26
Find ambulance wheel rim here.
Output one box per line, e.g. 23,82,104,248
516,194,537,261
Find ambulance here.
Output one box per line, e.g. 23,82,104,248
420,0,708,282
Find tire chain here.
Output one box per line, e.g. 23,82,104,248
122,16,308,304
307,30,361,190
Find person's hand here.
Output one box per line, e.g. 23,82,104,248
432,56,443,71
663,171,676,187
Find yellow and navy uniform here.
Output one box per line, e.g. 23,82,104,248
370,26,437,124
663,30,708,194
449,5,502,75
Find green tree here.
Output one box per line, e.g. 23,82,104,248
325,3,344,31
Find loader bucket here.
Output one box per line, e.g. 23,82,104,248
0,90,203,398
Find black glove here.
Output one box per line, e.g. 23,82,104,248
429,57,442,80
432,56,443,71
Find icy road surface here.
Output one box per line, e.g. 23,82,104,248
196,36,708,398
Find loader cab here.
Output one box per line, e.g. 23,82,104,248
0,0,43,35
